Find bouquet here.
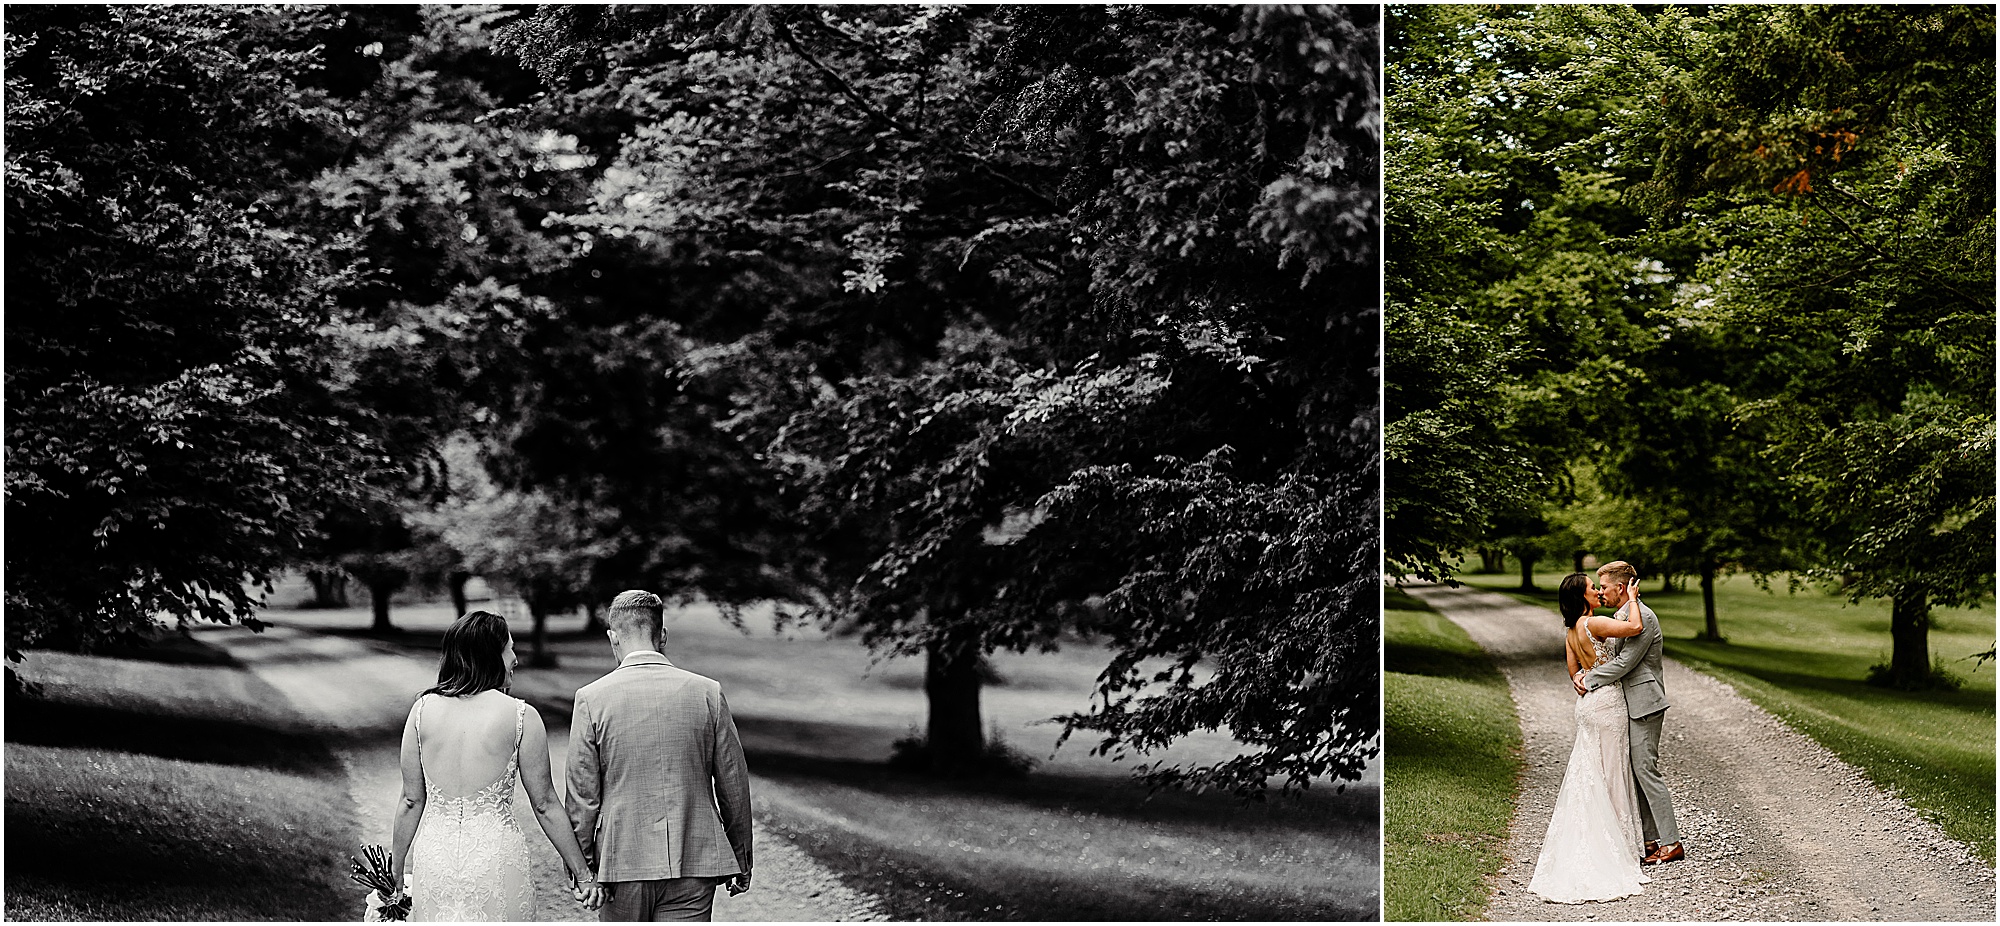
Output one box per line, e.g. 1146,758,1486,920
349,844,411,922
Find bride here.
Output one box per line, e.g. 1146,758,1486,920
387,611,608,920
1527,574,1650,904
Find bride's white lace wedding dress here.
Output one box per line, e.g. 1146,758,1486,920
1527,618,1650,904
407,695,535,921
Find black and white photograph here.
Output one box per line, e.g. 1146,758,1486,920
5,4,1382,922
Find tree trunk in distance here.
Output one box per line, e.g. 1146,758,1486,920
1888,585,1931,687
367,577,399,633
584,600,606,633
924,635,986,775
448,571,470,618
306,569,349,608
1518,551,1538,590
1699,561,1722,641
1478,547,1505,574
527,598,557,667
1573,551,1586,572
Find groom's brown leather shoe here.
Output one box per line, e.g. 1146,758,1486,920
1642,842,1685,865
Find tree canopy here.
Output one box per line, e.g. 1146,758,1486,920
1386,3,1993,686
6,4,1382,794
491,3,1382,793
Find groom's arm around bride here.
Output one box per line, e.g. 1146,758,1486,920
1574,578,1660,699
566,590,755,922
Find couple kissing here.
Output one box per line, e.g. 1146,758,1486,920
1529,560,1684,904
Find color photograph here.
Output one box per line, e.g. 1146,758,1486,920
1384,4,1995,922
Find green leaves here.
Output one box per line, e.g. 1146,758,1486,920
5,5,367,658
494,4,1379,793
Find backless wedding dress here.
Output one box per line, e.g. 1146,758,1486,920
1527,618,1650,904
407,695,535,921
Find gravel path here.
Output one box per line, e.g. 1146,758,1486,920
198,623,884,922
1404,583,1996,922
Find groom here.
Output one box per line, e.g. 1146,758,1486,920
1572,560,1684,866
567,589,754,921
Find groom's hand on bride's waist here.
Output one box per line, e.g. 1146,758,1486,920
1572,671,1588,697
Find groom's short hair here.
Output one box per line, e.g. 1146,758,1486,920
607,589,665,638
1596,560,1638,588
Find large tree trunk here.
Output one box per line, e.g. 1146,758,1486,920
1885,585,1931,687
1518,550,1539,590
584,600,606,633
1699,561,1722,641
1573,551,1587,573
1478,547,1506,574
366,576,401,633
924,635,986,775
448,571,471,618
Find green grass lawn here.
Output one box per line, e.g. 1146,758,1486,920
1458,568,1996,864
5,652,358,920
1383,587,1521,921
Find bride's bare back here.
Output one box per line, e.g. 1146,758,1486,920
1567,622,1600,673
417,690,522,797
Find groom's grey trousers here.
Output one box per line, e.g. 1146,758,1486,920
1629,708,1679,845
600,876,721,922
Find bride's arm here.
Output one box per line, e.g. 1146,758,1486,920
519,707,608,909
1587,583,1647,638
390,702,425,892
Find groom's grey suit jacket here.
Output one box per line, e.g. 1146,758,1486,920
1582,601,1669,718
566,652,753,883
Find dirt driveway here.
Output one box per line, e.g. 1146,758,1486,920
1404,583,1995,922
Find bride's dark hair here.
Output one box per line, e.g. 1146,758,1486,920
1558,573,1592,628
425,610,511,697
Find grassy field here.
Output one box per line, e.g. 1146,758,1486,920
1458,569,1996,864
271,585,1382,921
1382,587,1521,922
5,650,358,920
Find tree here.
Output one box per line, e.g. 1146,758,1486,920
497,5,1380,792
1388,6,1993,685
1384,5,1665,583
4,5,375,658
415,435,615,667
281,6,586,632
1591,4,1996,685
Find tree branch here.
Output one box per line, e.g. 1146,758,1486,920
769,16,1063,215
1806,194,1983,309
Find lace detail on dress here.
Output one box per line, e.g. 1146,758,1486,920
1527,616,1650,904
407,696,535,922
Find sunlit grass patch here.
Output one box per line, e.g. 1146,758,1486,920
1383,587,1521,920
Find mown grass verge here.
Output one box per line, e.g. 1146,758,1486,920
1458,569,1995,864
1383,587,1521,921
5,662,358,921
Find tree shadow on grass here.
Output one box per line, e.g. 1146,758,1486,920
1668,639,1998,714
5,744,354,921
736,717,1378,920
5,696,342,778
1385,639,1508,680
